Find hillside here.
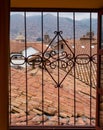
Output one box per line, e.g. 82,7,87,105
10,14,97,41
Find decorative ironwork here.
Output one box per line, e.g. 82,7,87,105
10,31,97,88
9,11,97,127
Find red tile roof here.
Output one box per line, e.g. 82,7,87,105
10,40,50,53
10,67,96,126
61,39,97,55
10,37,97,126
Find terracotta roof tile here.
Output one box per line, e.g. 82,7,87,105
10,40,51,53
10,38,97,126
10,67,96,125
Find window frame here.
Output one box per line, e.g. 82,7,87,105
10,7,99,130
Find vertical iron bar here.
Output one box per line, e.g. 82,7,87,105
73,12,76,125
90,12,92,125
9,12,12,125
41,12,44,125
57,12,60,125
24,12,28,125
96,11,100,127
9,55,11,125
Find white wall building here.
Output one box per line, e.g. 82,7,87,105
22,47,39,57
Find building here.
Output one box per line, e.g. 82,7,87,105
15,32,25,43
80,32,95,41
43,33,51,44
10,40,52,69
9,35,97,126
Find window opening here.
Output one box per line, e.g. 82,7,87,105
9,11,97,128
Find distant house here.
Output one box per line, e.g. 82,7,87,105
80,32,96,41
10,40,52,68
10,41,48,57
22,47,39,57
15,32,25,43
51,40,66,53
43,33,51,44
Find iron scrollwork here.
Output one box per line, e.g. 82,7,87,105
10,31,97,88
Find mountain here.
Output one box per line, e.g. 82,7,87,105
10,14,97,41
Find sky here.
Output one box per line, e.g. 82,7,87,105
11,12,97,20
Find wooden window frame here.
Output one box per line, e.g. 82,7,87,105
9,7,100,130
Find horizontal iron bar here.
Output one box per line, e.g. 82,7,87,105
10,126,96,130
10,8,98,12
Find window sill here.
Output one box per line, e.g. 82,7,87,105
10,126,96,130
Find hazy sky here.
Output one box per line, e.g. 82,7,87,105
11,12,97,20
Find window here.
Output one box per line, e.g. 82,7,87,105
61,44,64,49
9,11,97,129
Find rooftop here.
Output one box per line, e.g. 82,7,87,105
10,40,51,53
10,36,97,126
10,67,96,125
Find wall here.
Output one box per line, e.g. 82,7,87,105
11,0,103,9
0,0,10,130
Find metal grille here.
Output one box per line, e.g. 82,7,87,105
9,11,97,128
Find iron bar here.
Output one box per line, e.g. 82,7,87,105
43,33,58,54
9,10,97,128
73,12,76,125
41,12,44,125
59,34,74,55
90,12,92,125
24,12,28,125
10,125,96,130
59,65,74,86
57,12,60,125
9,54,11,125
